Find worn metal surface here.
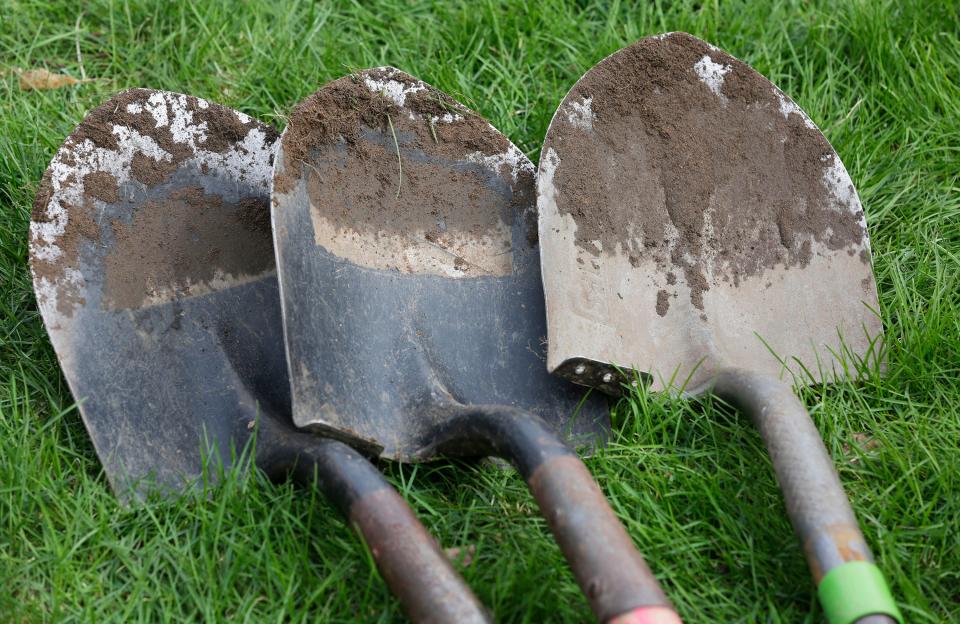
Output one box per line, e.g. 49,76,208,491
711,370,873,581
30,88,283,493
272,67,610,460
257,432,492,623
538,33,883,395
29,89,488,623
537,32,897,620
272,69,678,622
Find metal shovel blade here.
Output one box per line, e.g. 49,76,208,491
29,89,488,622
271,69,682,623
271,67,609,460
30,88,285,493
538,33,883,394
538,33,900,624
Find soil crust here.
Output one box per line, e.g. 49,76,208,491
30,89,277,315
103,186,273,309
276,68,536,258
545,32,867,313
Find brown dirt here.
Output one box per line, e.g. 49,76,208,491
545,32,867,313
305,142,510,271
31,167,93,316
276,68,535,248
67,88,261,163
130,152,178,186
31,191,101,316
30,88,278,316
83,171,119,204
655,289,670,317
102,186,273,309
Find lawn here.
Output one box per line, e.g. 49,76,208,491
1,0,958,621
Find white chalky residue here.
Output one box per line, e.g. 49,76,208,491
536,148,582,259
821,154,861,218
465,136,534,182
538,148,561,213
693,55,731,98
166,93,208,146
433,113,464,124
655,221,680,268
201,126,275,192
565,97,595,131
363,75,426,107
700,200,718,277
31,276,63,321
822,153,871,255
774,89,816,129
30,130,160,264
30,90,277,322
141,92,170,128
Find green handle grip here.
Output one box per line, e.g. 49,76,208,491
817,561,902,624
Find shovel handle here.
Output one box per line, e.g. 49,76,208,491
431,405,680,624
711,369,901,624
258,435,490,624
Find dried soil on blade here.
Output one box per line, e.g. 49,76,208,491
276,68,536,267
103,186,273,309
30,88,277,315
546,32,867,313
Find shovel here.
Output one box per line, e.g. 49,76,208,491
29,88,488,623
270,68,682,624
536,33,901,624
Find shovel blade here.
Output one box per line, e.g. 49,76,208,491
30,89,284,496
538,33,883,394
271,68,609,460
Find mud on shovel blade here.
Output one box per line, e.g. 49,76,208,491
537,33,900,624
29,89,488,624
271,68,679,623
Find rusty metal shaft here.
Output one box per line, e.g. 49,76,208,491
429,405,680,623
712,369,900,624
711,369,873,580
257,432,490,624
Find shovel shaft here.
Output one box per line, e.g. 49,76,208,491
257,435,489,624
711,369,901,624
430,405,679,624
528,457,682,624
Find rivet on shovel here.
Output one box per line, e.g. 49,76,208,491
537,33,902,624
29,89,488,623
271,68,682,624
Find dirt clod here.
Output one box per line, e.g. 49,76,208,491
130,152,178,186
83,171,119,204
656,289,670,316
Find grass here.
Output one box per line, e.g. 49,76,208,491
1,0,958,621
